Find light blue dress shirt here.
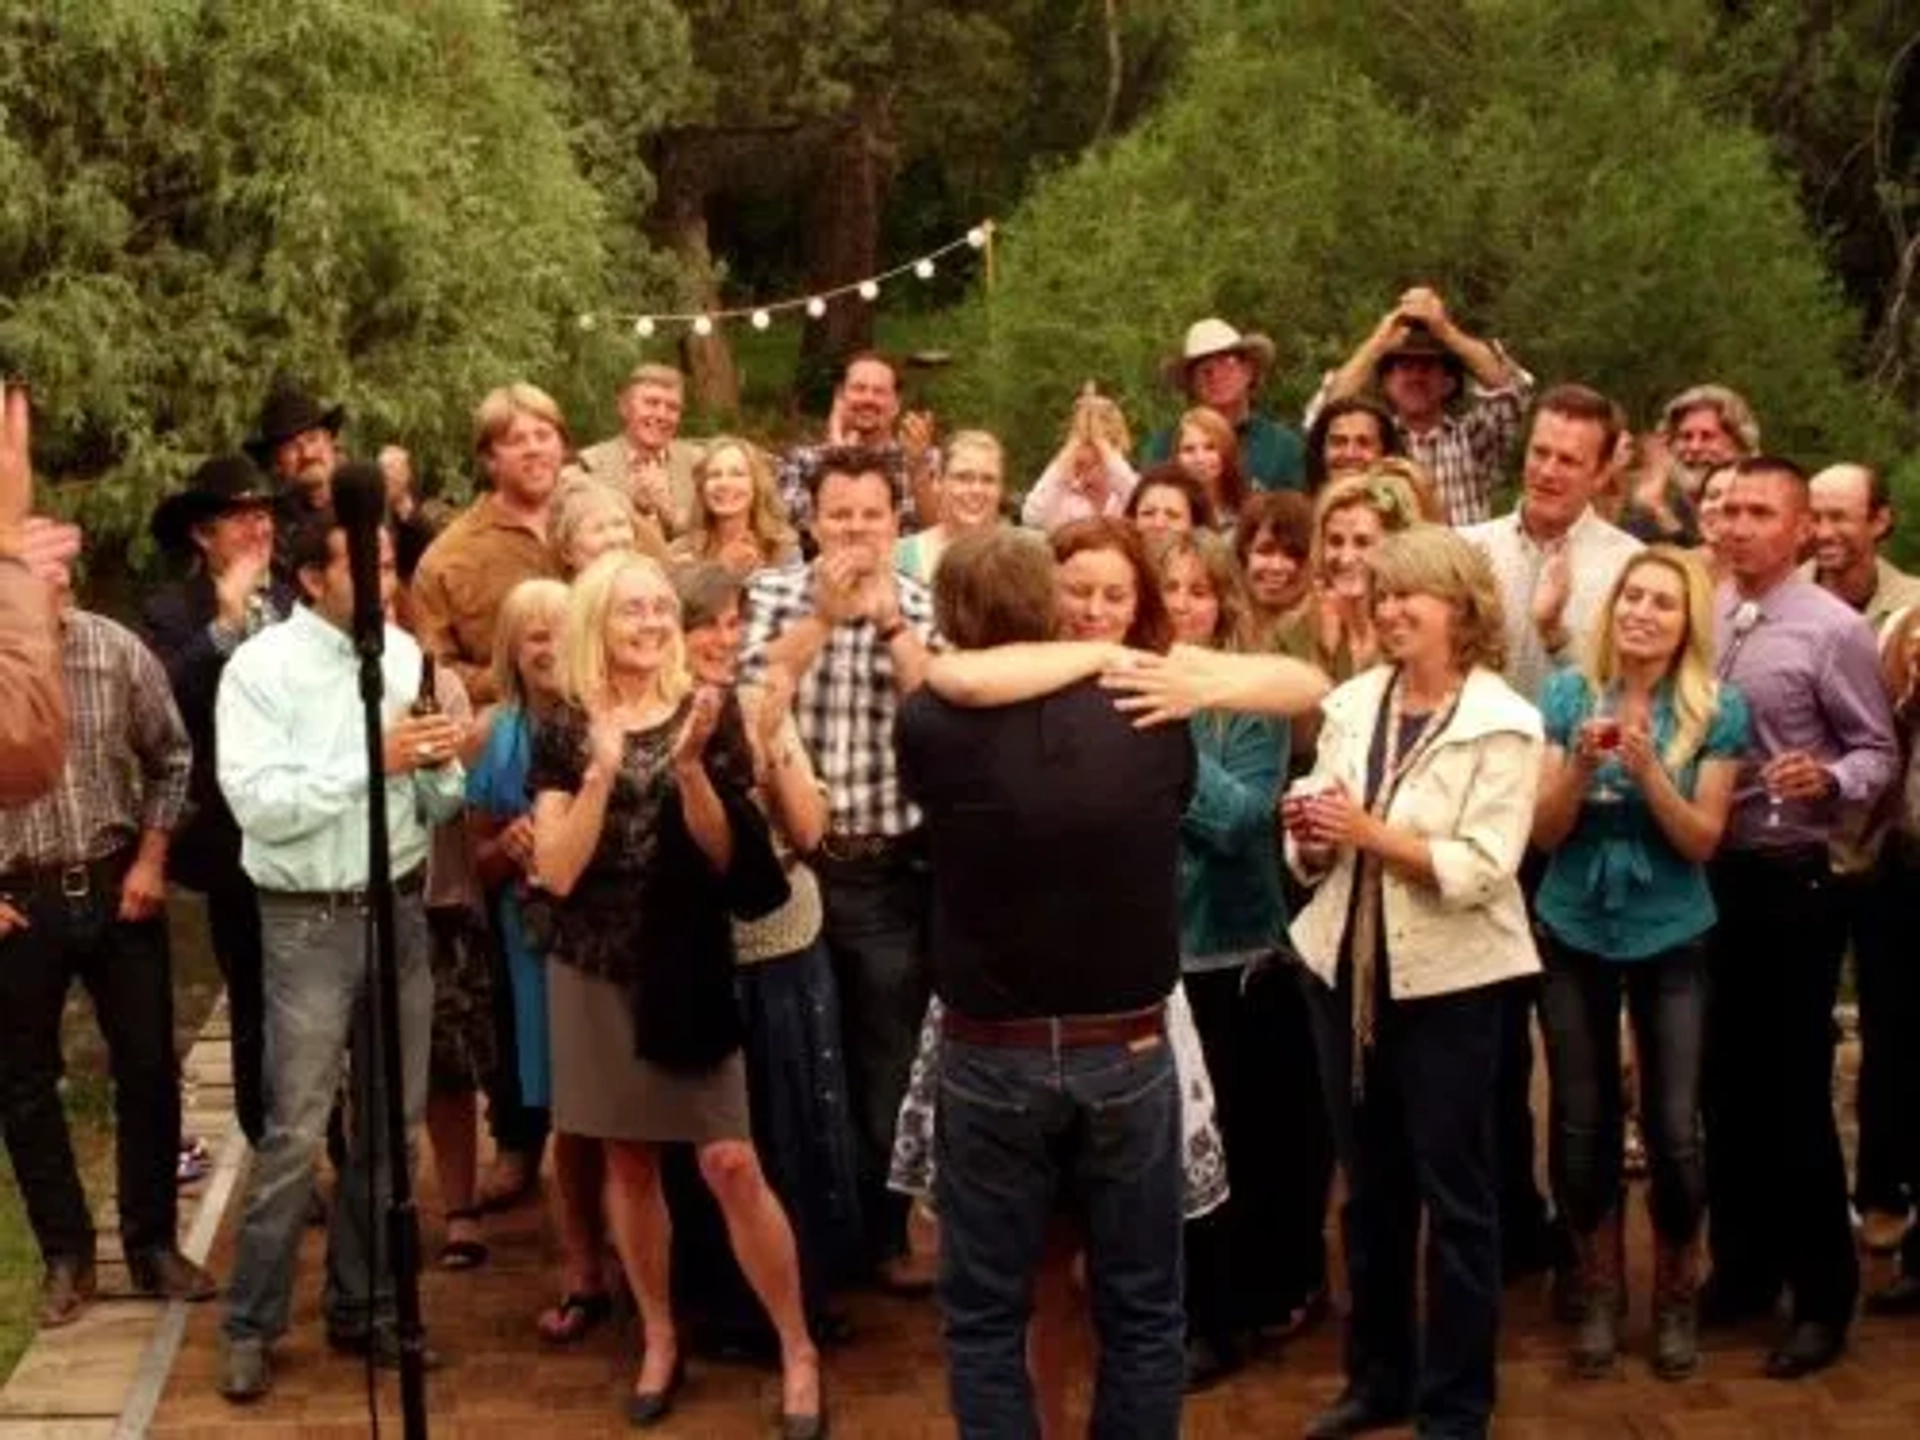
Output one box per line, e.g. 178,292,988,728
215,604,466,891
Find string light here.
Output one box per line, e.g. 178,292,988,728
583,220,995,336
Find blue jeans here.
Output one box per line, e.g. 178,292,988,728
223,890,432,1344
934,1029,1184,1440
1539,936,1706,1241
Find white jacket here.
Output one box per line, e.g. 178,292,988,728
1288,665,1544,1001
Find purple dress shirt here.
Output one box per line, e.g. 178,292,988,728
1714,575,1898,853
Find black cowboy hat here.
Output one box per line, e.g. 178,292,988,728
244,381,345,463
149,455,275,554
1377,321,1465,375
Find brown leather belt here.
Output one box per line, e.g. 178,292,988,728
815,831,919,864
940,1003,1165,1050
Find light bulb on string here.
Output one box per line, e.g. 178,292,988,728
806,297,827,319
858,280,880,302
692,315,714,337
966,225,988,249
634,317,655,338
914,259,936,280
750,309,772,331
576,313,598,331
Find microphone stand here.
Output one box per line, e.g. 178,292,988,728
353,611,431,1439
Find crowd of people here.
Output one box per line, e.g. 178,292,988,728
1,286,1919,1440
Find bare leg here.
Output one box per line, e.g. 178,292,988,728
604,1141,678,1394
1031,1222,1083,1440
425,1090,481,1254
554,1131,607,1293
699,1140,820,1416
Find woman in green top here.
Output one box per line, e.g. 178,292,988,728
892,430,1005,585
1531,545,1749,1383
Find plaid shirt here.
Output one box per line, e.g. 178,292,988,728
1306,347,1535,526
775,440,928,535
740,560,936,837
0,609,190,870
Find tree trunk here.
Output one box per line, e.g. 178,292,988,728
797,104,891,394
650,141,742,418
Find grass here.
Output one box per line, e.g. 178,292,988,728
0,893,224,1383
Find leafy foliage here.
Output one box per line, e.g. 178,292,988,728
0,0,631,554
965,0,1895,494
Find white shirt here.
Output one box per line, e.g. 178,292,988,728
1461,505,1642,708
215,604,467,891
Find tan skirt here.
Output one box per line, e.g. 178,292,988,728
547,958,750,1144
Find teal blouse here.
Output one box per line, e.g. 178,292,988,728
1535,669,1751,961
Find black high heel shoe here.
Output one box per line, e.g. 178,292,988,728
625,1358,686,1429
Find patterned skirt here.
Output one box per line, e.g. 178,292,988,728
887,983,1229,1220
427,904,498,1095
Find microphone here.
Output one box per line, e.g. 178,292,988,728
332,460,389,658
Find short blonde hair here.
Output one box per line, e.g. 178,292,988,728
1365,524,1508,675
560,551,691,709
473,382,569,458
489,578,571,708
1311,466,1423,581
550,477,639,577
621,362,684,397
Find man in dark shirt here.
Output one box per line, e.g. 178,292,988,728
896,528,1194,1440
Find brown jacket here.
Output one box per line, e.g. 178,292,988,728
0,560,65,804
409,495,562,707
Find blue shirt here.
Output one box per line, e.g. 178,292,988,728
1178,711,1288,968
466,703,535,948
215,604,466,891
1534,669,1751,960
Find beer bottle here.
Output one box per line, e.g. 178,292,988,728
413,652,440,718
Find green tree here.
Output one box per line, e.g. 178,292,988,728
0,0,635,552
968,0,1892,492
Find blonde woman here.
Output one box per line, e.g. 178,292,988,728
1022,387,1138,530
674,437,799,578
894,430,1006,584
549,477,667,579
1279,465,1424,680
1281,525,1542,1440
530,553,822,1434
1530,546,1748,1382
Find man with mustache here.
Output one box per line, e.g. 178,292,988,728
777,353,938,538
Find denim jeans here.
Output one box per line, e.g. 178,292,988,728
1539,936,1706,1241
0,859,179,1264
816,846,930,1261
223,889,432,1344
935,1029,1184,1440
1308,976,1504,1438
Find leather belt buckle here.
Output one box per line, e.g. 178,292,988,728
59,864,90,900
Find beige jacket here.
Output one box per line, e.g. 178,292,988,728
569,435,704,537
1288,665,1544,1001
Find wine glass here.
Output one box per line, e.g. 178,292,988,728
1584,686,1624,804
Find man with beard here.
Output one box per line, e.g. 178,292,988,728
1141,317,1305,491
571,363,704,539
777,353,938,536
1309,287,1534,526
1658,385,1759,501
1802,462,1920,1259
245,382,345,579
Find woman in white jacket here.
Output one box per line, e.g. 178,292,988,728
1280,525,1542,1440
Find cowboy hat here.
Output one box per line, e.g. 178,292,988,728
244,382,345,463
1161,317,1277,391
1377,321,1463,375
149,455,274,555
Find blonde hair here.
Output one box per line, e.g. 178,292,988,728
621,362,684,397
560,551,691,710
550,477,640,577
1365,525,1508,675
1582,545,1723,769
1311,466,1423,581
473,382,569,458
683,436,797,565
1153,528,1255,653
489,578,571,708
1066,389,1131,454
944,428,1005,478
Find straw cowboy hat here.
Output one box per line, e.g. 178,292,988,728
149,455,275,555
1161,317,1278,390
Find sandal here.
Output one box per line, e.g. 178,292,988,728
438,1207,489,1271
538,1289,613,1344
